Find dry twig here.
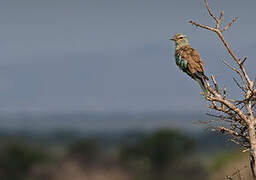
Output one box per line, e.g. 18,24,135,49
189,0,256,178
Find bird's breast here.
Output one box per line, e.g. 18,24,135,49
175,53,188,70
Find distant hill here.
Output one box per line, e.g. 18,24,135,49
0,111,209,134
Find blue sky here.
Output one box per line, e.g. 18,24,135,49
0,0,255,112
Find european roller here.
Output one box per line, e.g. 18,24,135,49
170,33,209,94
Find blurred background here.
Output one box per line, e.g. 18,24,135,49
0,0,255,179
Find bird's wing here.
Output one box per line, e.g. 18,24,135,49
181,47,204,74
175,54,193,77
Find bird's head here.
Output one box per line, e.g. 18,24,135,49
170,33,189,49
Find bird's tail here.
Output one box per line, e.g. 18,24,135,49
196,77,208,94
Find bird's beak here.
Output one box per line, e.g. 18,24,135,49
169,38,175,41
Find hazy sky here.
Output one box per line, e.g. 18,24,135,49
0,0,255,113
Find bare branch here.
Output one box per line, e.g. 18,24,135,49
240,57,247,66
204,0,218,23
193,118,222,125
230,138,240,145
222,87,227,109
226,166,248,180
206,113,229,120
189,21,217,32
215,126,247,143
217,33,253,88
243,149,250,153
223,60,248,89
223,87,227,98
222,17,238,32
253,78,256,90
188,0,256,178
209,96,249,124
233,78,246,93
219,10,224,22
219,126,238,136
211,75,220,94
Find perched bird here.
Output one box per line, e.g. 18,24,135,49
170,33,209,94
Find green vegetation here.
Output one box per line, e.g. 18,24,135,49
0,141,50,180
0,129,246,180
68,139,101,166
209,149,248,171
119,129,207,180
